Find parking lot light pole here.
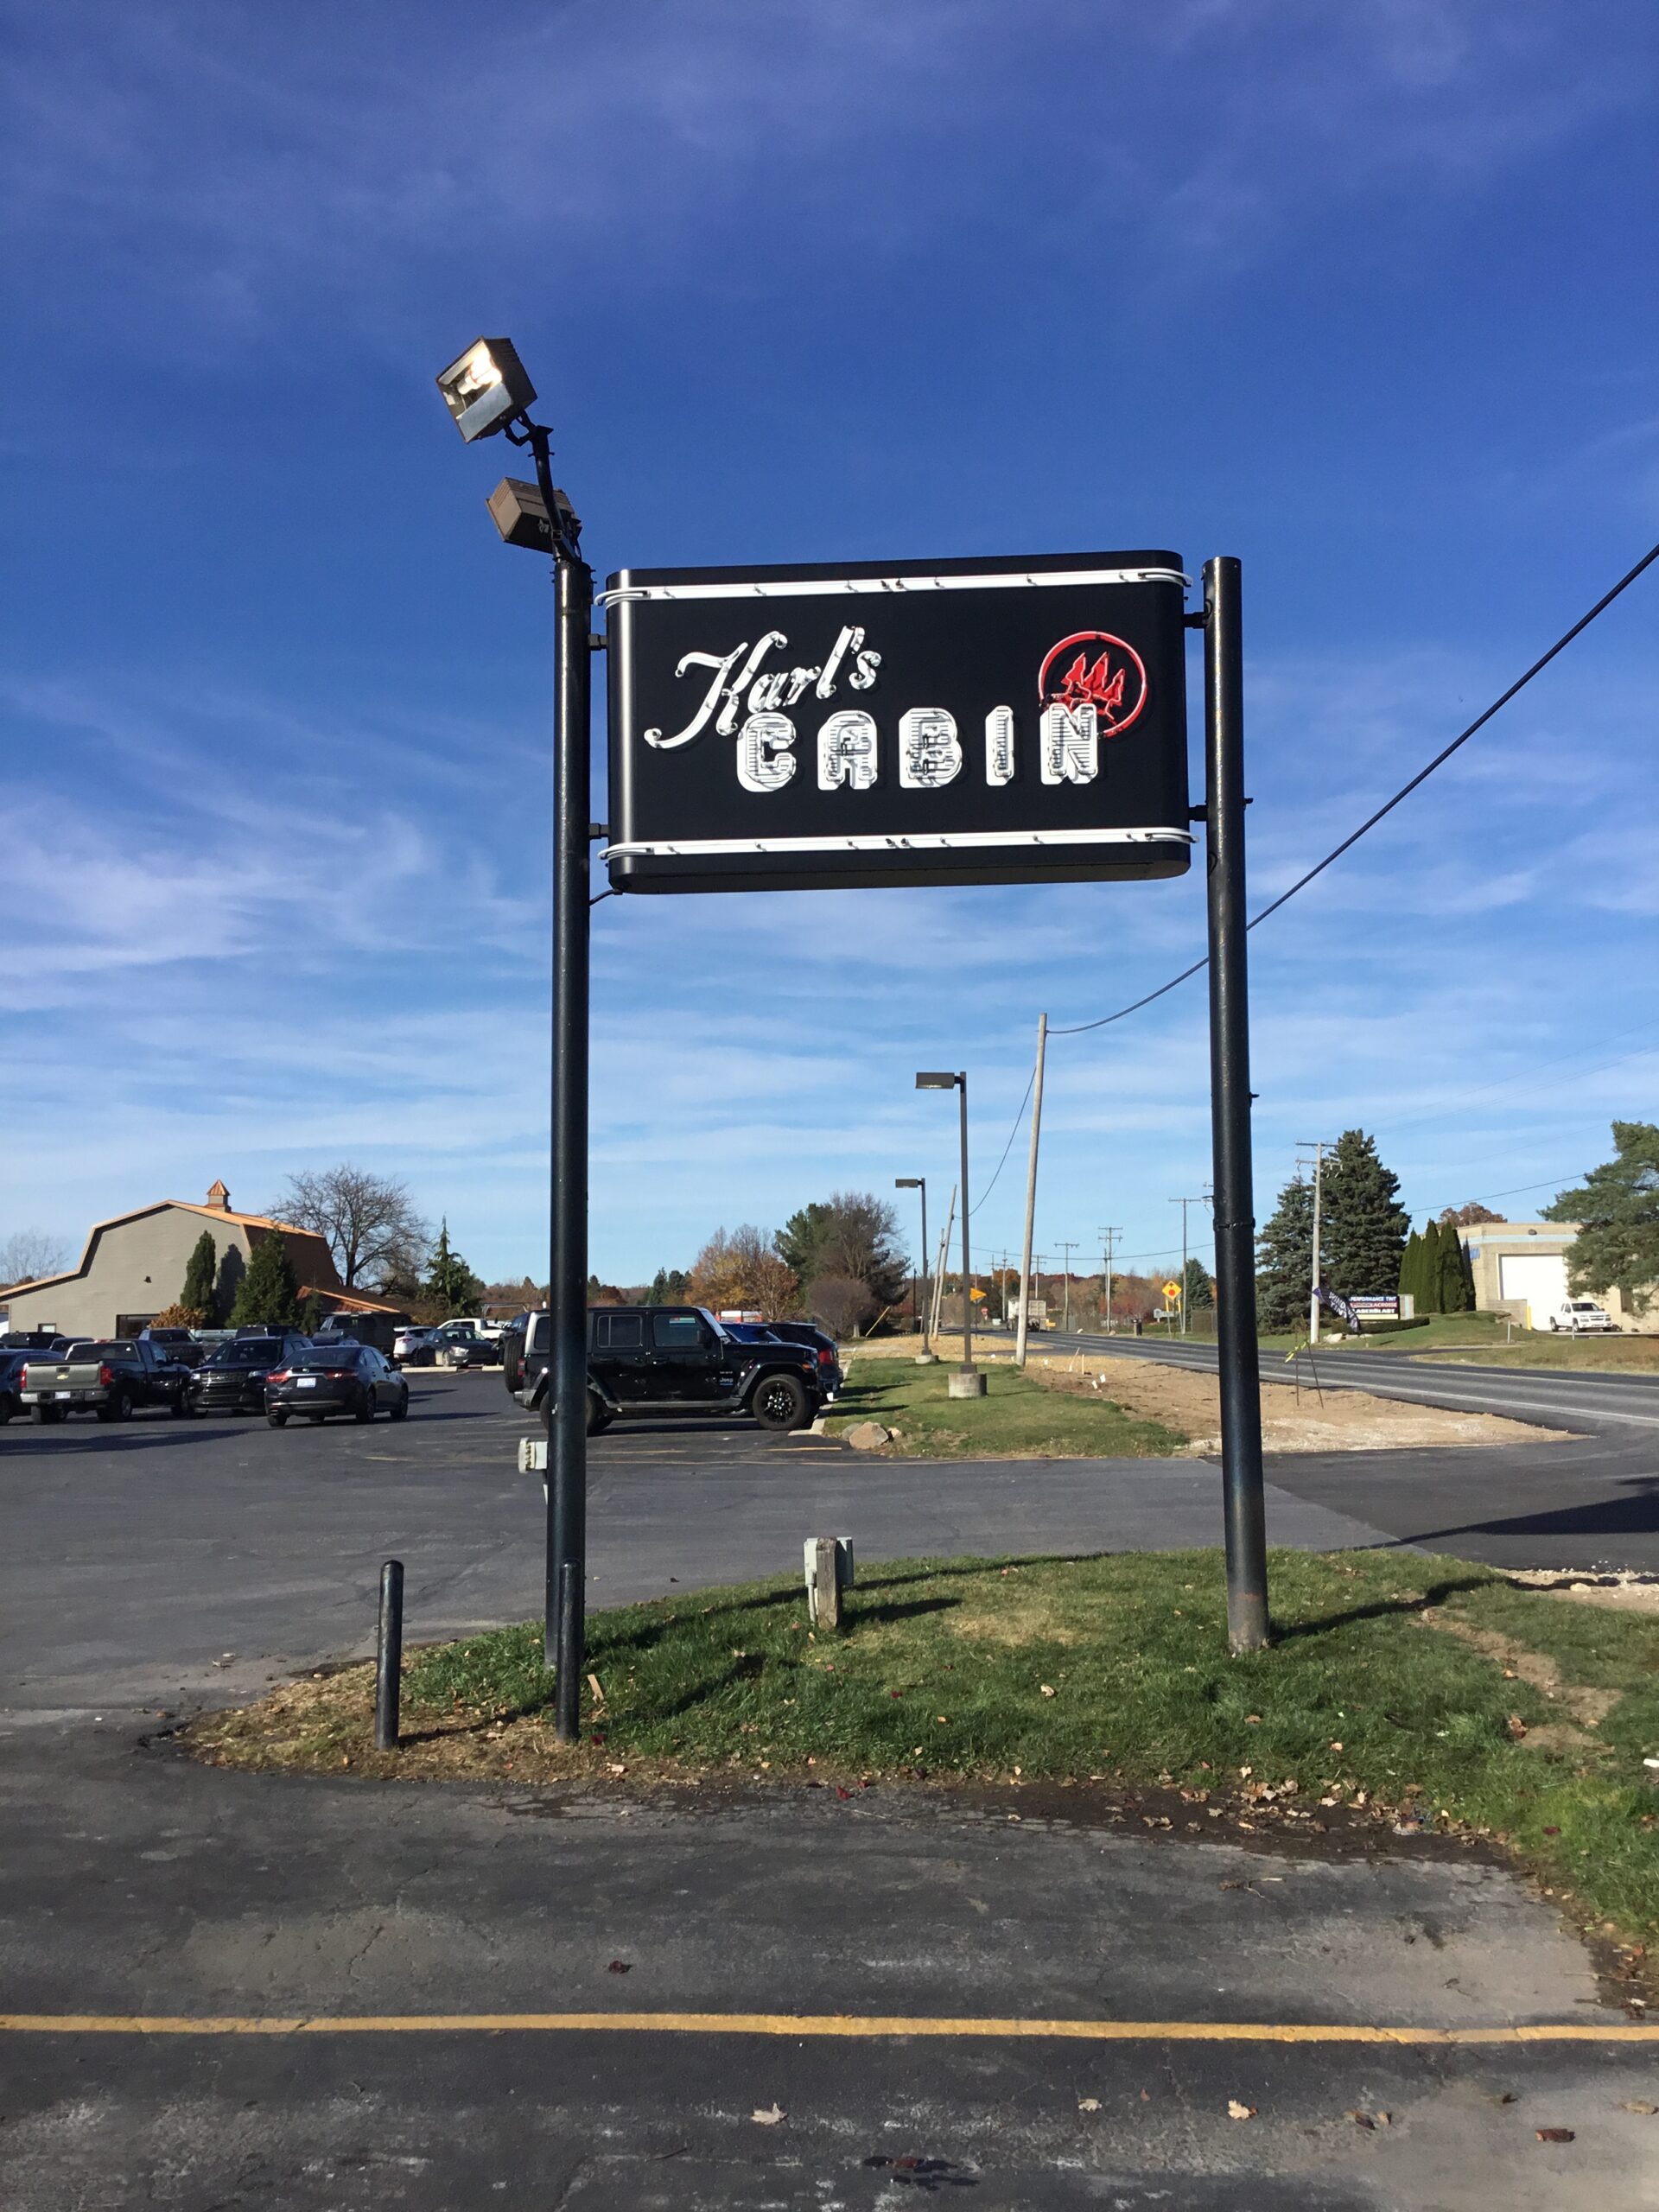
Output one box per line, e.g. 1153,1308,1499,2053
917,1073,981,1395
436,336,591,1733
894,1178,928,1351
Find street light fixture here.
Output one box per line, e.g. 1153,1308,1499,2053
435,337,538,443
436,333,591,1741
894,1177,930,1357
915,1072,984,1396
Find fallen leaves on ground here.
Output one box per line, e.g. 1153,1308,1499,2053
1535,2127,1576,2143
1077,2096,1101,2112
752,2103,785,2126
1227,2100,1256,2121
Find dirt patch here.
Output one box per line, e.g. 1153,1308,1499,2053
1416,1609,1618,1743
1506,1571,1659,1618
1023,1349,1566,1454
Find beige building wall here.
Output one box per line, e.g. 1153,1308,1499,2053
2,1201,340,1339
1458,1220,1658,1334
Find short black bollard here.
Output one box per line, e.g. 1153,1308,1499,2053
375,1559,404,1751
556,1559,582,1742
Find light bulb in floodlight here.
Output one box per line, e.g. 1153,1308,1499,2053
436,335,537,442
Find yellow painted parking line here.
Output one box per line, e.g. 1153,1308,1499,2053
3,2012,1656,2044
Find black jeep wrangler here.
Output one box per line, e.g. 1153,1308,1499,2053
521,1306,818,1433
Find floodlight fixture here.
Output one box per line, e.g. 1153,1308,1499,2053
894,1176,922,1188
436,336,537,443
915,1071,960,1090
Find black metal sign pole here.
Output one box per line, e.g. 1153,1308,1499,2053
1201,556,1269,1652
549,543,593,1731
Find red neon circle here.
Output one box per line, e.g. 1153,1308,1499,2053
1036,631,1148,737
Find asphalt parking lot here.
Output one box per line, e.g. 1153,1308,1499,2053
2,1369,1391,1713
8,1374,1659,2207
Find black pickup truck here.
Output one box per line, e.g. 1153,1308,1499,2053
518,1306,819,1433
21,1338,194,1422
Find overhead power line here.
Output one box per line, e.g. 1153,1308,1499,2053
967,1067,1036,1218
1051,538,1659,1039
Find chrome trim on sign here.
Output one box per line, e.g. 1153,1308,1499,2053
604,827,1195,859
594,568,1189,610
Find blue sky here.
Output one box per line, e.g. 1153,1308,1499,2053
2,0,1656,1291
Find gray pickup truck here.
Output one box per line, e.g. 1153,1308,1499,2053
21,1338,193,1422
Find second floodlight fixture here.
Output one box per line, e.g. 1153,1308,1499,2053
915,1072,961,1090
435,336,537,443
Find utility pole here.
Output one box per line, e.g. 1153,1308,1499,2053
1058,1240,1077,1333
1170,1196,1209,1337
1015,1013,1048,1369
930,1185,957,1342
1298,1141,1332,1346
1097,1226,1120,1334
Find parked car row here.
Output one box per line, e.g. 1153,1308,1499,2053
7,1325,411,1427
499,1306,843,1435
392,1319,504,1369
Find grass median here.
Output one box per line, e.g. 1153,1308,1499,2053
193,1546,1659,1961
823,1344,1186,1458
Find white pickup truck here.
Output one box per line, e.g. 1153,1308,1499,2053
1542,1300,1618,1334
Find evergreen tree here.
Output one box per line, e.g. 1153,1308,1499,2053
179,1230,220,1325
1182,1255,1214,1310
1407,1230,1433,1309
228,1231,302,1328
301,1292,326,1334
1320,1128,1409,1299
423,1218,483,1317
1438,1221,1473,1313
1546,1122,1659,1315
1255,1173,1314,1333
1424,1211,1451,1309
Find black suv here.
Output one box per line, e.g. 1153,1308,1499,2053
521,1306,819,1433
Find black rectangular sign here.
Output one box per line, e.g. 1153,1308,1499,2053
603,548,1191,894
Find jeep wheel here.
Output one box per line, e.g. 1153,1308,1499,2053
751,1371,809,1430
586,1391,613,1437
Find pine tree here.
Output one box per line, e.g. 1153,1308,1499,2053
1255,1173,1314,1333
423,1218,483,1317
1320,1129,1409,1300
1182,1255,1214,1310
1546,1122,1659,1316
179,1230,220,1325
228,1231,302,1328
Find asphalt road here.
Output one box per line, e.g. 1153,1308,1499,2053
1047,1330,1659,1434
6,1370,1659,2206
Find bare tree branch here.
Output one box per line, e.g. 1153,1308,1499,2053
269,1166,430,1290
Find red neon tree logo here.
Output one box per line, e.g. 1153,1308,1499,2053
1037,632,1148,737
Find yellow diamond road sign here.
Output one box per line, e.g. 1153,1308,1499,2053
1163,1281,1182,1300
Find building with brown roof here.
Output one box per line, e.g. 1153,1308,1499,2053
0,1182,342,1338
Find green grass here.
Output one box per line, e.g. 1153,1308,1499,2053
401,1548,1659,1946
822,1353,1187,1458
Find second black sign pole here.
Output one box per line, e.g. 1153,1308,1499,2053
1200,556,1269,1652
